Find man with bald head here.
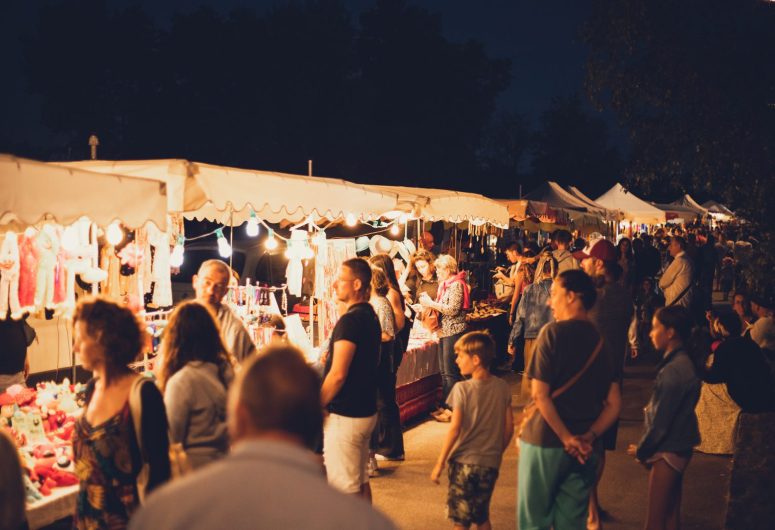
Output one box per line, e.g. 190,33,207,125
130,345,396,530
193,259,255,362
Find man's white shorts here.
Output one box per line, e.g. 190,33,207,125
323,413,378,494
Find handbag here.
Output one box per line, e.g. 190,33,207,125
419,307,440,333
129,377,191,503
517,338,604,444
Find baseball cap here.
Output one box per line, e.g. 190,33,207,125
573,238,617,263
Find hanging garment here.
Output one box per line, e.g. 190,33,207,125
0,232,22,319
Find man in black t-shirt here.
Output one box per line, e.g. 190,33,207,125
321,258,381,500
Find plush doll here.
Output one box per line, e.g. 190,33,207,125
17,228,38,312
0,231,22,319
62,219,107,311
34,224,60,311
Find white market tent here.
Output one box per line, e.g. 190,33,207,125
565,185,619,220
1,154,168,230
671,194,708,216
702,200,735,219
596,183,666,225
652,202,700,224
367,185,510,228
57,159,400,226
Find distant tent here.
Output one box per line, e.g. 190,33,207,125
523,181,592,212
702,200,735,220
652,202,701,224
565,185,619,220
596,183,666,225
670,194,708,216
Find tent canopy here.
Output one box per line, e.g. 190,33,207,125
565,186,618,219
596,183,666,225
523,181,592,212
1,154,168,229
652,202,700,223
702,200,735,217
496,198,570,225
670,194,708,216
368,185,510,227
58,159,400,226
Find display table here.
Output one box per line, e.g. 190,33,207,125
27,485,78,529
396,338,440,424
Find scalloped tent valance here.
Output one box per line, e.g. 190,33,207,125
57,159,399,226
1,154,167,230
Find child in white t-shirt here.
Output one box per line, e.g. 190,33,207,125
431,331,514,530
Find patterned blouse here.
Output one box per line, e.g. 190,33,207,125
428,281,467,338
371,295,396,340
73,403,141,529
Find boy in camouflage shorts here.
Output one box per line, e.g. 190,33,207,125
431,331,514,529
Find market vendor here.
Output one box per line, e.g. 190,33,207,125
0,313,32,393
493,243,521,303
192,260,256,362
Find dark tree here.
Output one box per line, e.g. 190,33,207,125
530,95,623,196
476,111,532,197
584,0,775,290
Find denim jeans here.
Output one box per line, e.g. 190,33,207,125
439,330,466,407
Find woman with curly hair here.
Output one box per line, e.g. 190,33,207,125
71,296,170,529
157,300,235,470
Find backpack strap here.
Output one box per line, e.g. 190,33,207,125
551,338,604,399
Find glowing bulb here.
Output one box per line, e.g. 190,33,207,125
345,213,357,227
399,213,409,225
216,228,231,258
390,223,400,236
106,222,123,246
170,236,185,267
265,230,279,250
246,210,259,237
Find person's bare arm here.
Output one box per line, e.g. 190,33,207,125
502,405,514,451
320,340,356,407
430,407,463,483
387,289,406,330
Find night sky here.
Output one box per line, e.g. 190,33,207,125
1,0,624,190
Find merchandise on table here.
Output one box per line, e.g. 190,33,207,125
1,380,83,505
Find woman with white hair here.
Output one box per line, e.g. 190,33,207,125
419,254,471,422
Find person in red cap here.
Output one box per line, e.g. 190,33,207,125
575,238,634,530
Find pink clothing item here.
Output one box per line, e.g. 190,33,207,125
436,271,471,310
18,233,38,309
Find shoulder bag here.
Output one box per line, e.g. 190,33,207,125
129,377,191,503
517,337,604,445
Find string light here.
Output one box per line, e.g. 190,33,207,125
106,222,124,246
216,228,232,258
246,209,260,237
390,223,400,236
170,235,185,267
345,213,357,227
265,229,279,250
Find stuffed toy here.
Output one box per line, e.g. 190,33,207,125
62,219,106,311
17,228,38,312
0,231,22,319
34,224,60,311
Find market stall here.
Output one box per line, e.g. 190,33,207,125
595,182,667,234
1,154,170,528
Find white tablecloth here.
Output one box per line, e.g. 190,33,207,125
27,484,78,529
397,338,439,387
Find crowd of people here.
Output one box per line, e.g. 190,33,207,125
2,221,774,530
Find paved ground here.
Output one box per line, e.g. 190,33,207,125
372,366,731,530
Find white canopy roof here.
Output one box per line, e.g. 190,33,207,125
670,194,708,215
565,186,617,219
1,154,167,229
368,185,510,227
58,159,400,226
702,200,734,218
652,202,700,223
596,183,666,225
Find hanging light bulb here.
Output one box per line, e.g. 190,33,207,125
345,213,357,227
170,235,185,267
246,209,260,237
390,223,400,236
216,228,232,258
265,229,279,250
106,222,124,246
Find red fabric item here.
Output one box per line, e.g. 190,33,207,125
436,271,471,310
0,393,14,406
13,388,36,406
